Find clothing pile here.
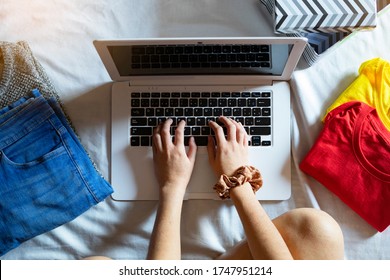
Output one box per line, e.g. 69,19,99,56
300,58,390,232
0,41,113,256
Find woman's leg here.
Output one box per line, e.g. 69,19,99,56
218,208,344,260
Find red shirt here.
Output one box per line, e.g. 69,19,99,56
300,102,390,232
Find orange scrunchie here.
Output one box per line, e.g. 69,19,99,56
213,166,263,200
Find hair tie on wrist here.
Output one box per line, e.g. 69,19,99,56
213,166,263,200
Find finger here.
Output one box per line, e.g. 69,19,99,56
220,116,236,141
209,120,226,145
160,118,173,147
187,136,198,164
174,120,186,146
152,123,163,152
233,119,247,145
240,122,249,147
207,135,216,165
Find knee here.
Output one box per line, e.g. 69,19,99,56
278,208,344,259
291,208,343,239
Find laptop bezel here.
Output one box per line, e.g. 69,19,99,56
94,37,307,83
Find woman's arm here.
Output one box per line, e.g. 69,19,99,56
230,183,293,260
208,117,293,260
147,119,197,260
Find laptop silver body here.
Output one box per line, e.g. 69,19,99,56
94,37,306,201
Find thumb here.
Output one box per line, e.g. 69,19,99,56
187,136,197,164
207,135,216,166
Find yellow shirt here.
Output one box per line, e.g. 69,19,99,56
325,58,390,130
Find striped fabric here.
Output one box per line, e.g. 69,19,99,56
377,0,390,10
274,0,377,34
260,0,386,65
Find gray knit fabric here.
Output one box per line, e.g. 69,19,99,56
0,41,60,108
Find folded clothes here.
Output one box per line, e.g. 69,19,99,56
301,58,390,232
0,41,59,108
301,101,390,232
0,90,113,256
324,58,390,131
300,101,390,232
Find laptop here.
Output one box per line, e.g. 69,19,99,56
94,37,306,201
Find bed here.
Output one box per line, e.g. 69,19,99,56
0,0,389,260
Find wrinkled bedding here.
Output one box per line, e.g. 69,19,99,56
0,0,389,259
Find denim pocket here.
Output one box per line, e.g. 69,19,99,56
1,118,66,166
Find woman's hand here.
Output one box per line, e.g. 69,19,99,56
149,120,197,260
153,119,197,195
207,116,249,177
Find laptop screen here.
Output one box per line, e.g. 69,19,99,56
107,43,291,77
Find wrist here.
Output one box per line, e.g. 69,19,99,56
213,165,262,200
230,182,256,201
159,183,187,199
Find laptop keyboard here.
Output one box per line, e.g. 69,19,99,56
130,91,272,147
131,44,271,69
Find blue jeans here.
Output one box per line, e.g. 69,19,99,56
0,90,113,256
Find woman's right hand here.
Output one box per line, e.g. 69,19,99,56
207,116,249,177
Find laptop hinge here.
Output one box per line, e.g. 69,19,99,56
127,76,274,87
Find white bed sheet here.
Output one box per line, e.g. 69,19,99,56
0,0,388,260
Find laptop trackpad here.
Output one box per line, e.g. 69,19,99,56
186,147,218,199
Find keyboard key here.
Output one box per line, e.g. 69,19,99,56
262,92,271,97
160,99,169,107
148,118,157,126
184,108,193,116
131,108,145,116
141,136,150,146
262,141,272,146
251,136,261,146
131,118,147,126
218,99,227,107
233,108,242,116
260,45,270,52
145,108,154,117
257,99,271,107
194,108,203,116
245,117,254,126
196,117,206,126
131,99,140,107
223,108,232,116
262,108,271,116
250,127,271,135
228,98,237,107
131,137,140,146
255,117,271,126
131,127,152,136
204,108,213,116
187,117,196,126
201,126,211,135
141,99,150,107
156,108,164,116
252,108,262,116
194,136,208,146
165,108,174,116
209,98,218,107
192,127,201,135
175,108,184,116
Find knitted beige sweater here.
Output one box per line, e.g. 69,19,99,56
0,41,59,108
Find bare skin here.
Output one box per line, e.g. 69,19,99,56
146,117,344,260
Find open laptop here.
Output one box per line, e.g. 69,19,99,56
94,37,306,201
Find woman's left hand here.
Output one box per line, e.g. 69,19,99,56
153,119,197,195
